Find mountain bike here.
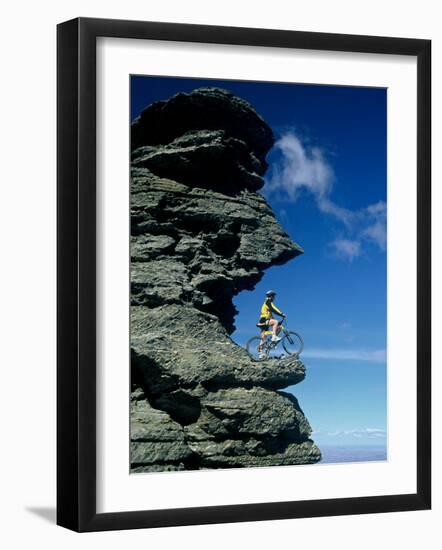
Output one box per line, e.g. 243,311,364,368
246,319,304,361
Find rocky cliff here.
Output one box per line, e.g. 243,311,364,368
130,87,321,471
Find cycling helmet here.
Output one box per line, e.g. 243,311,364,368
266,290,276,297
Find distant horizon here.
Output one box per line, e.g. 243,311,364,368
318,443,387,465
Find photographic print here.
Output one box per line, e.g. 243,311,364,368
129,76,387,473
57,18,431,531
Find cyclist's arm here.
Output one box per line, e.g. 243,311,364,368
268,300,285,317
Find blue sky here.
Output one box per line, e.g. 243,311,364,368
131,76,387,449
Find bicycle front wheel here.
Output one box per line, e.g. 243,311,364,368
282,331,304,356
246,336,267,361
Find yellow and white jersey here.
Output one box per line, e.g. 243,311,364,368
260,299,283,319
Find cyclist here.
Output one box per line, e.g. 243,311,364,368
256,290,286,357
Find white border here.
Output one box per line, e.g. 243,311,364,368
96,37,417,513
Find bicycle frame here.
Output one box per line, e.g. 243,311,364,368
247,319,303,360
262,319,287,337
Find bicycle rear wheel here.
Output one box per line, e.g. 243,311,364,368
246,336,267,361
282,331,304,356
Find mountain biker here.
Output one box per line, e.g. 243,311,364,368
257,290,286,357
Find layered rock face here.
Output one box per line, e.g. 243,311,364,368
130,87,321,471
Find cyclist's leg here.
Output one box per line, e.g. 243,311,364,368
269,319,283,342
259,327,266,350
257,317,268,350
269,319,279,336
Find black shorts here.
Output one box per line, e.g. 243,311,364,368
257,317,271,330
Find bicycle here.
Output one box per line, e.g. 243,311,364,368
246,318,304,361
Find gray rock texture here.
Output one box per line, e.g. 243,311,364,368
130,87,320,472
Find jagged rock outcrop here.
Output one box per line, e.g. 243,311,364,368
130,87,321,471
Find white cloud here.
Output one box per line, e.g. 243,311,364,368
268,133,354,226
331,238,361,262
325,428,386,439
302,348,386,362
266,132,387,260
362,200,387,250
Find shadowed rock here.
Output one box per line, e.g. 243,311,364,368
130,387,196,470
131,87,274,158
130,87,320,472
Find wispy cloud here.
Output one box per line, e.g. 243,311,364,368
362,201,387,250
331,238,361,262
266,132,386,261
302,348,386,362
316,428,386,439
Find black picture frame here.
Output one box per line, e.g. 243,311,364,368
57,17,431,532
